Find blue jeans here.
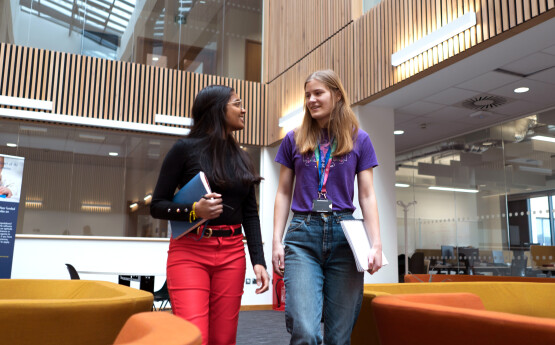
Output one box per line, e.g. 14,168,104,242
283,211,363,345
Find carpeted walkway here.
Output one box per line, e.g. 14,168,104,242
236,310,290,345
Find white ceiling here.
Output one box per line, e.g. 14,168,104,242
369,16,555,154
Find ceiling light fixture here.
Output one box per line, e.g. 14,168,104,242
81,203,112,212
25,199,43,208
0,108,190,136
155,114,194,127
394,130,405,135
6,143,17,147
391,11,476,66
531,135,555,143
429,186,479,193
0,95,53,111
109,152,119,156
279,105,304,128
395,183,410,188
514,87,530,93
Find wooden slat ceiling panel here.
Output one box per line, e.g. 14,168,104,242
0,42,265,146
265,0,555,144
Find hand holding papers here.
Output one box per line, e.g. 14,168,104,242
340,219,389,272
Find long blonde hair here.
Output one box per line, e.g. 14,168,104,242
295,70,359,156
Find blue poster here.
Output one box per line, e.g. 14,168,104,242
0,154,24,278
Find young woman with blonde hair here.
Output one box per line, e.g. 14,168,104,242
273,69,383,345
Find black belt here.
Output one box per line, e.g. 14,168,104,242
196,225,242,238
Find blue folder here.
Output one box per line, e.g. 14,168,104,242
170,171,211,239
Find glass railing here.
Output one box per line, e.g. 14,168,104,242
1,0,262,81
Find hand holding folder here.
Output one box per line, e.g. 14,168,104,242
170,172,213,239
340,219,389,272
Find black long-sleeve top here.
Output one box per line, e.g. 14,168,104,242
150,137,266,268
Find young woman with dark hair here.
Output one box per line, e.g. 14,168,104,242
273,70,383,345
151,85,269,345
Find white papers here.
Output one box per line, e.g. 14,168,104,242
340,219,389,272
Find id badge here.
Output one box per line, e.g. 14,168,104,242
312,199,333,212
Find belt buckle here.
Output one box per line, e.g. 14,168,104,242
204,228,213,238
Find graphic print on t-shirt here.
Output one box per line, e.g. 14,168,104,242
303,137,351,168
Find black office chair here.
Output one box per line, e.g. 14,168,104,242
65,263,80,280
398,254,406,282
409,252,426,274
153,280,171,311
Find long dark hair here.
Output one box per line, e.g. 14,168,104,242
188,85,262,187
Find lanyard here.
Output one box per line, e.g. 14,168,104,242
314,138,336,198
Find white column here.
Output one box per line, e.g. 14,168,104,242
240,145,281,305
353,104,398,283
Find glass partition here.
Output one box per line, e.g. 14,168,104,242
0,118,262,238
2,0,262,81
396,108,555,278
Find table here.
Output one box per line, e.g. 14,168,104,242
473,265,511,276
78,270,165,293
428,264,466,275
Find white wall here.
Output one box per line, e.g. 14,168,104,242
11,237,169,290
251,145,282,305
353,103,398,283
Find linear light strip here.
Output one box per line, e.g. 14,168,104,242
0,108,190,136
531,135,555,143
279,106,304,128
0,95,53,111
391,12,476,66
429,186,479,193
155,114,194,126
395,183,410,188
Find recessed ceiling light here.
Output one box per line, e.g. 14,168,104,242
395,183,410,187
514,87,529,93
394,130,405,135
6,143,17,147
109,152,119,156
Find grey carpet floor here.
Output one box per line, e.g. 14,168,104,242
236,310,290,345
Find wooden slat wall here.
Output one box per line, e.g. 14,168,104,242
265,0,555,145
264,0,355,83
0,43,266,146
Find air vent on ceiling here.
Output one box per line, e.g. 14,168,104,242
461,95,507,110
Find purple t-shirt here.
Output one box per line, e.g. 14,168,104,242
275,129,378,212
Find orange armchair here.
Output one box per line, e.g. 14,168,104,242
372,293,555,345
113,312,202,345
404,273,555,283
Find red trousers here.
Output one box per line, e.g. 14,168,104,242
167,233,246,345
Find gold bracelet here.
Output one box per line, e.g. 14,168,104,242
189,202,197,222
